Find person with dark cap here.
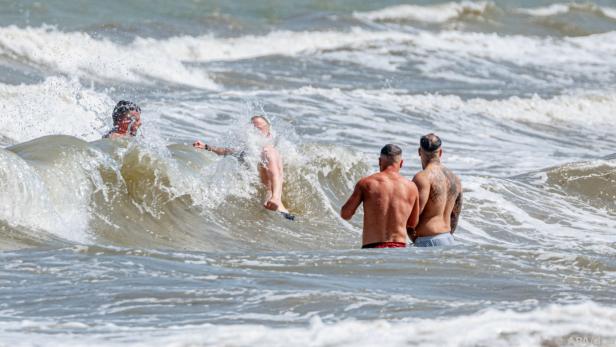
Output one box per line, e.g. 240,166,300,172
103,100,142,139
411,133,462,247
341,144,420,249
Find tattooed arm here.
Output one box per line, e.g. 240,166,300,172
450,181,463,234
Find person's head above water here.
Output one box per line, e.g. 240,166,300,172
419,133,442,168
111,100,141,136
250,115,271,137
379,144,403,172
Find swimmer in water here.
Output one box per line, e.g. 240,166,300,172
341,144,420,249
103,100,142,139
411,134,462,247
193,115,294,220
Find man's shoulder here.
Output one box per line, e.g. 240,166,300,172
412,170,429,184
358,174,376,185
398,175,418,194
357,172,383,188
442,165,462,186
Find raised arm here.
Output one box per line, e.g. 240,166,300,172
412,172,430,214
340,180,364,220
450,180,463,234
193,140,236,156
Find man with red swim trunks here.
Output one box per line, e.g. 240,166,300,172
341,144,420,249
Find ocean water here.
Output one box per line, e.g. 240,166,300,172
1,1,616,346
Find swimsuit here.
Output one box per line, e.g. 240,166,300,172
362,242,407,249
414,233,455,247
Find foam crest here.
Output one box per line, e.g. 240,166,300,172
0,77,112,144
1,302,614,347
287,87,616,126
0,25,218,88
1,25,615,86
459,91,616,126
354,1,491,23
517,3,616,20
142,27,413,63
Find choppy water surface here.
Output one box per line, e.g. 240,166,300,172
1,1,615,346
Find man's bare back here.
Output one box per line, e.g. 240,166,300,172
412,134,462,242
341,144,419,248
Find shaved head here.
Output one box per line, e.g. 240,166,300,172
380,144,402,162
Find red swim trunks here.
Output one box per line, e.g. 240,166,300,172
362,242,407,249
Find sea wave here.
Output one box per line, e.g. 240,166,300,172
1,25,615,87
0,302,614,347
0,25,219,89
354,1,616,25
517,2,616,20
0,135,368,251
244,87,616,127
354,1,493,23
546,159,616,214
0,77,112,145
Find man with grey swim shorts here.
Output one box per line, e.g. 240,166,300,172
410,134,462,247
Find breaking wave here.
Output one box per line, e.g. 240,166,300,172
1,301,614,347
546,159,616,214
0,134,368,251
354,1,493,23
0,77,113,145
517,3,616,20
1,24,615,88
355,1,616,25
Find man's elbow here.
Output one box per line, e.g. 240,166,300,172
340,208,352,220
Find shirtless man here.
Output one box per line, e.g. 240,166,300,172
411,134,462,247
341,144,420,249
193,115,292,218
103,100,142,139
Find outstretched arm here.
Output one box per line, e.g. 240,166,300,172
341,180,364,220
450,186,463,234
193,140,236,156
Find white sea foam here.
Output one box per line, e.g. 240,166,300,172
517,3,616,19
354,1,491,23
0,77,112,144
0,302,614,347
516,3,571,17
165,23,616,76
0,25,218,89
1,25,615,86
247,87,616,127
139,27,413,62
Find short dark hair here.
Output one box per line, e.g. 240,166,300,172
420,133,442,152
380,144,402,159
112,100,141,125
